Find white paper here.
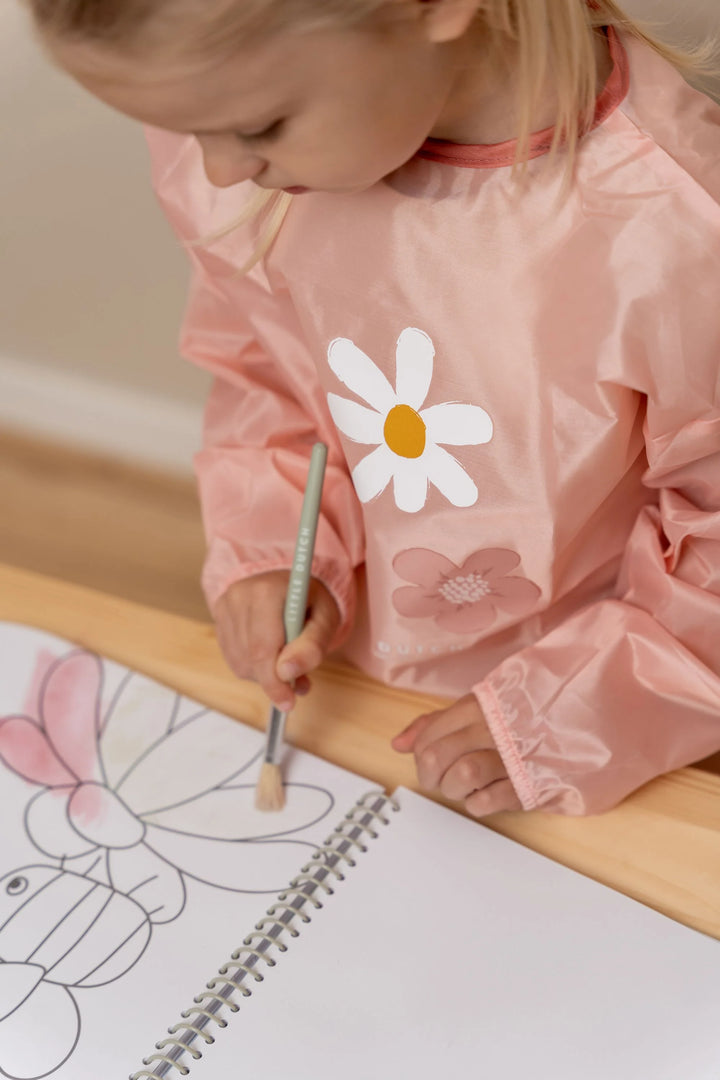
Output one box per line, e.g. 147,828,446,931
0,623,374,1079
196,788,720,1080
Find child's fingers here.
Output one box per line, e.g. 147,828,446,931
247,617,297,711
391,714,433,754
414,725,494,792
214,576,292,709
464,779,521,818
254,647,310,709
393,694,492,756
214,574,336,709
276,582,340,681
438,749,508,802
414,696,492,758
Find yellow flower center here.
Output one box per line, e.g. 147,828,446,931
383,404,426,459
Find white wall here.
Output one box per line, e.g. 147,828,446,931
0,4,204,400
0,4,207,470
1,1,718,470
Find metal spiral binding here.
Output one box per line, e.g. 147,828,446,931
129,790,399,1079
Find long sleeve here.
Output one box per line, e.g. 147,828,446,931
146,128,364,634
476,278,720,815
143,35,720,818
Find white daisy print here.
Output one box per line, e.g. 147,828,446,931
327,327,493,513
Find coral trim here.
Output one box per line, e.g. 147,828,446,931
417,26,629,170
474,684,538,811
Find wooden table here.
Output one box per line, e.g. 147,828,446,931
2,562,719,939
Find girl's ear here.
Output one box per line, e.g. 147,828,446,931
415,0,481,44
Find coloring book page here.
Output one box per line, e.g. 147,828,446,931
0,622,372,1080
195,788,720,1080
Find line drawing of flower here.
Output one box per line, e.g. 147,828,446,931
326,327,493,513
0,648,335,1079
392,547,541,633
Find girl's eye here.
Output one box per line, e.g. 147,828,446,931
238,119,285,145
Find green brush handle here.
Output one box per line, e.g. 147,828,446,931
282,442,328,643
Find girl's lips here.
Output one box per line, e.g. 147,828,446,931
283,186,309,194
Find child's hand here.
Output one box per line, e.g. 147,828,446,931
392,694,521,817
213,571,340,712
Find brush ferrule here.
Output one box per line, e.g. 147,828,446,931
264,706,288,764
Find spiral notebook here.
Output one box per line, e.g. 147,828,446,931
0,622,718,1080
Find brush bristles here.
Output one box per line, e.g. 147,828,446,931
255,762,286,812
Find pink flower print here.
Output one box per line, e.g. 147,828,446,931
392,547,541,634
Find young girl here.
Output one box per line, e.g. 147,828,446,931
28,0,720,816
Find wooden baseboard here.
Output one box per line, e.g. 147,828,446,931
0,353,203,474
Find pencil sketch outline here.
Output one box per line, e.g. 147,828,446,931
0,647,335,1079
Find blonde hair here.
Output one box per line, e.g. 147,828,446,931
28,0,717,270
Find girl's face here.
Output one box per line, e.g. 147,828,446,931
55,8,479,195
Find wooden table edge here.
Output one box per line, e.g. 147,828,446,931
1,563,719,939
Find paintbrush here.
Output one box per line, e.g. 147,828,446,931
255,441,328,811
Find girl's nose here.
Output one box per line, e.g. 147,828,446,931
197,136,265,188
